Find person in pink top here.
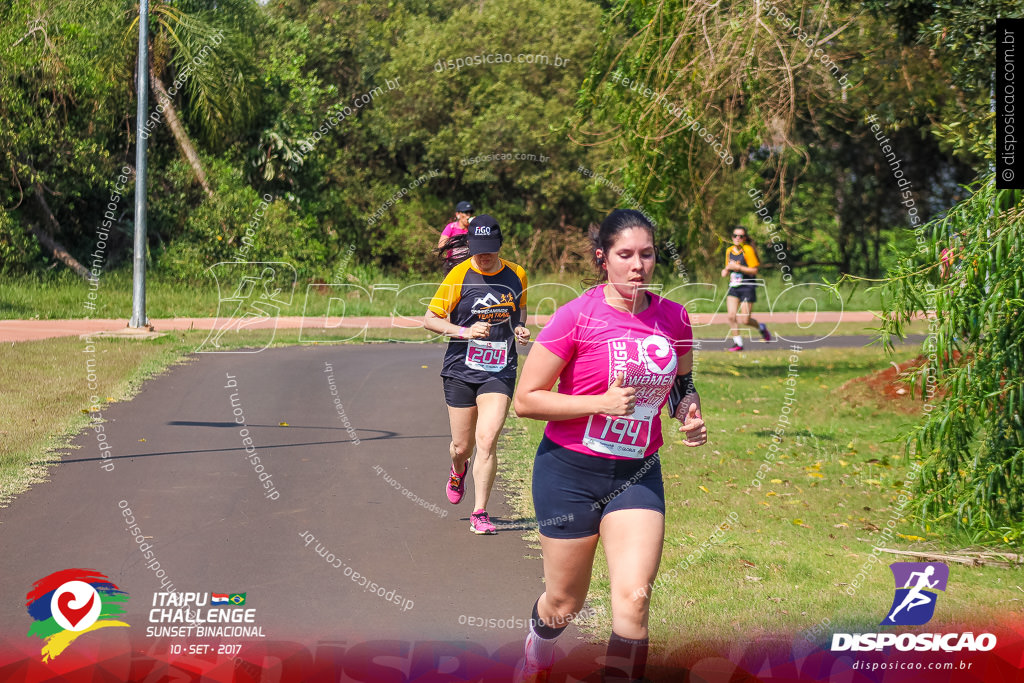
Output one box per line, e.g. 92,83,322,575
512,209,707,683
438,200,474,274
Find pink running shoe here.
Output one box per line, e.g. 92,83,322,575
446,462,466,504
513,630,554,683
760,325,773,342
513,654,550,683
470,509,497,535
727,344,744,352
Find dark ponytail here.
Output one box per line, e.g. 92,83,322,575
435,233,468,260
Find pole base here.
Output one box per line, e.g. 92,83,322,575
81,323,163,340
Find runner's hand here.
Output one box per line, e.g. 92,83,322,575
467,321,491,339
600,372,636,416
514,325,531,344
678,403,707,447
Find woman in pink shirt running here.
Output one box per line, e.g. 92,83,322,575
512,209,707,683
438,200,474,274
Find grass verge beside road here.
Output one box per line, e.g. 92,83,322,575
0,335,186,507
498,347,1023,649
2,269,879,320
1,322,927,510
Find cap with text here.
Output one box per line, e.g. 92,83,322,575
467,215,502,255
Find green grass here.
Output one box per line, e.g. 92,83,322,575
0,319,925,510
0,334,188,506
1,268,880,320
497,346,1023,648
173,318,926,356
696,319,928,341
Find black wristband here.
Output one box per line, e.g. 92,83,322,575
667,372,696,417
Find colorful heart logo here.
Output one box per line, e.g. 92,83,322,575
56,591,94,628
27,569,129,662
48,580,102,632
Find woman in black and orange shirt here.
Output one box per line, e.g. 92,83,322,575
423,215,530,534
722,226,772,351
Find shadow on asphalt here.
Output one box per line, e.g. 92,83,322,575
56,428,449,464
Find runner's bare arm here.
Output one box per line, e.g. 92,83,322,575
422,311,489,339
513,344,634,420
673,352,707,446
514,307,530,344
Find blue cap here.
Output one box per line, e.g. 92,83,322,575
467,215,502,255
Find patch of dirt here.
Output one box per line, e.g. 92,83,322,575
839,354,954,414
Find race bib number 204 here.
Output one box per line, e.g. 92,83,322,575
464,339,508,372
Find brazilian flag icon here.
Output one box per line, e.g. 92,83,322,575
229,593,246,605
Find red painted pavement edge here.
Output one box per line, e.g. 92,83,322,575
0,312,899,343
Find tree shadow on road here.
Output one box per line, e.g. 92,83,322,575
57,426,446,464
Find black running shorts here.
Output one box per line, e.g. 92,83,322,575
727,285,757,303
531,436,665,539
442,375,515,408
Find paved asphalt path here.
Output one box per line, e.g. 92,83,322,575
0,344,555,662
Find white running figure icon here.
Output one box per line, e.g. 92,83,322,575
887,565,938,622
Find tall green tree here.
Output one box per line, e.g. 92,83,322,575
0,0,130,275
858,0,1018,165
124,0,260,196
866,0,1023,543
573,0,852,264
374,0,606,271
572,0,978,278
879,178,1023,543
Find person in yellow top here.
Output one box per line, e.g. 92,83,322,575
423,215,530,534
721,226,772,351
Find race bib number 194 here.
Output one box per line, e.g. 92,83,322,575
582,405,654,458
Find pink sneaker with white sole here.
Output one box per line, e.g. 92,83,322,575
446,462,466,504
470,509,497,534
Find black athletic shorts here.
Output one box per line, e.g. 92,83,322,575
727,284,757,303
442,375,514,408
531,436,665,539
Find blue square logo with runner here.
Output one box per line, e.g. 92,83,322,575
882,562,948,626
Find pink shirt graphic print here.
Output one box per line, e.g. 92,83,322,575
535,287,693,459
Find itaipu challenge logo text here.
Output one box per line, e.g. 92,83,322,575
25,569,129,661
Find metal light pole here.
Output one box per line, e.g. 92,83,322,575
129,0,150,328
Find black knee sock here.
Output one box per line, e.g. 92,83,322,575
524,599,568,668
603,631,648,682
531,599,568,639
